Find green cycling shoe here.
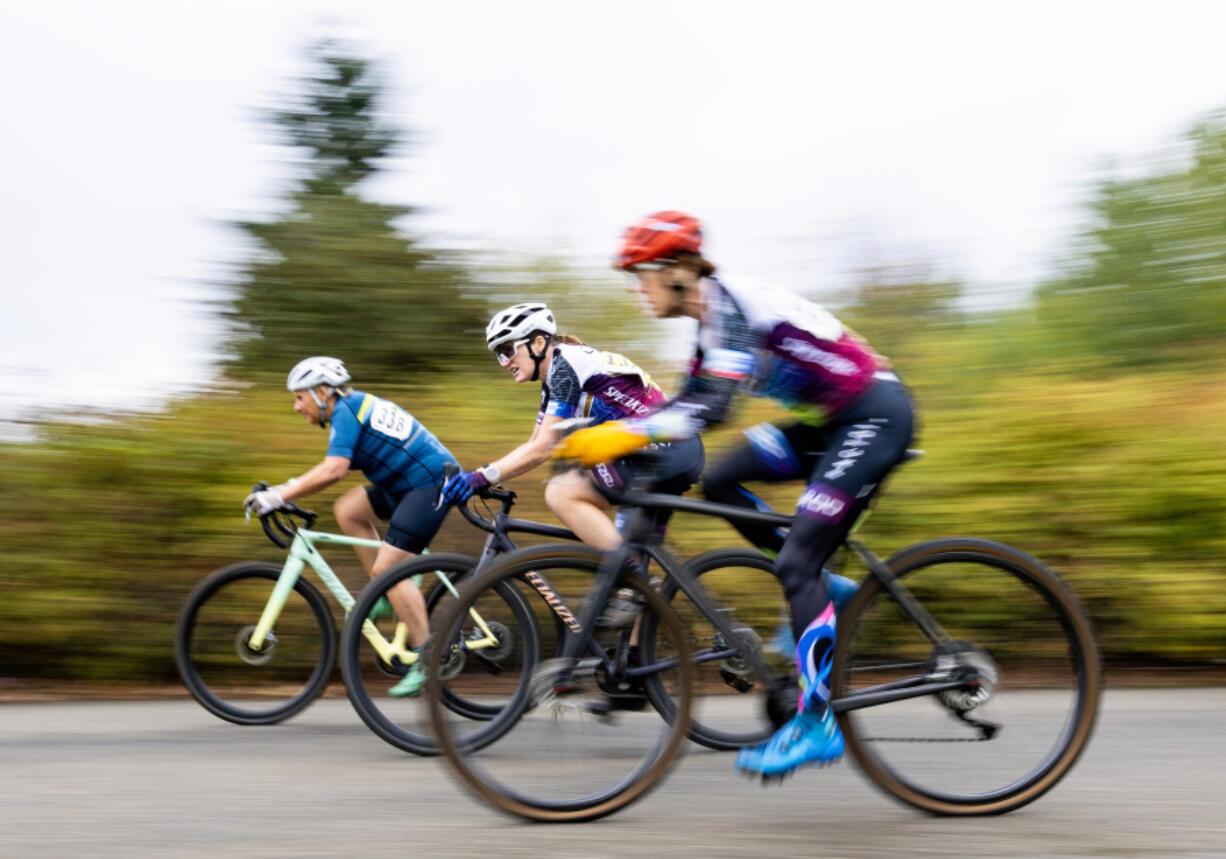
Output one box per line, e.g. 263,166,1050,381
388,659,426,698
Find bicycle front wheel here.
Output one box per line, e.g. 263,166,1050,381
341,553,539,756
834,538,1101,815
175,562,335,725
427,544,694,822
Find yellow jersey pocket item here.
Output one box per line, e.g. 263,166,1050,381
552,421,649,467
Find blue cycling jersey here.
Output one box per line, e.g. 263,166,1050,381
327,390,457,495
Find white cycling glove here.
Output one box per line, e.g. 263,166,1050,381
244,486,286,516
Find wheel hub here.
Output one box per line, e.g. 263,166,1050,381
236,625,277,666
932,641,999,712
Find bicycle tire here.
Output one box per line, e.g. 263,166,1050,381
175,562,335,725
641,548,793,751
833,538,1101,815
427,543,694,822
341,553,540,756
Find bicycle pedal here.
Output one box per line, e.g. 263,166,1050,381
585,697,615,719
719,668,754,693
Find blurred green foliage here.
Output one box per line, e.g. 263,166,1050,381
2,340,1222,683
1,47,1224,688
1037,110,1226,367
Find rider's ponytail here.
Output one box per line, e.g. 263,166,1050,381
675,250,716,277
552,332,588,346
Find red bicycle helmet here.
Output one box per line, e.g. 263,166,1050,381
617,210,703,270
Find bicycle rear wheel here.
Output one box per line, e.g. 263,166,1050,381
341,553,539,756
834,538,1101,815
427,544,694,822
175,562,335,725
642,548,794,751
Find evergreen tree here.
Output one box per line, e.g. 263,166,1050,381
225,42,485,383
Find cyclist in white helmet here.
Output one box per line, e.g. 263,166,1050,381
441,304,704,659
244,356,459,697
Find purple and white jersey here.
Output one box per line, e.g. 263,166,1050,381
538,343,667,426
637,275,889,438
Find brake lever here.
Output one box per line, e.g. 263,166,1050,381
244,480,271,524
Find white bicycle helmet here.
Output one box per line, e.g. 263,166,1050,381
485,303,557,351
286,357,351,429
286,356,351,392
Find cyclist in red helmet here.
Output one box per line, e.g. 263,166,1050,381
556,210,916,780
617,210,703,270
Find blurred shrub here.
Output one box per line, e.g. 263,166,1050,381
2,347,1224,684
1037,110,1226,368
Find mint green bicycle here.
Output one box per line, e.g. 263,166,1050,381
174,487,532,743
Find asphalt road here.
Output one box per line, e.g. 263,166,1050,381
1,689,1223,858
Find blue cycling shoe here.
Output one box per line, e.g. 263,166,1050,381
734,706,844,779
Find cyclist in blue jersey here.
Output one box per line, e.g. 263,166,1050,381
555,212,916,779
243,356,458,697
441,303,704,560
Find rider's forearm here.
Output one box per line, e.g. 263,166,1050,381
488,436,553,483
279,456,350,501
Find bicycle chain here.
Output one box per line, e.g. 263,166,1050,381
860,735,993,743
859,710,999,742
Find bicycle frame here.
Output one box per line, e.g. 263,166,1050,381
457,467,972,715
537,483,969,714
246,527,505,670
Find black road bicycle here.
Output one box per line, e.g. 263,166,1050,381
339,482,577,755
342,475,792,756
425,452,1102,823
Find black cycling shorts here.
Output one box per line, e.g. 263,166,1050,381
586,435,706,499
364,482,449,553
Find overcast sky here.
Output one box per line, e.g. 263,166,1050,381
3,1,1226,431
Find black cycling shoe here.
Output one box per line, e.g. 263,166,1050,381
588,687,649,716
596,590,644,628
